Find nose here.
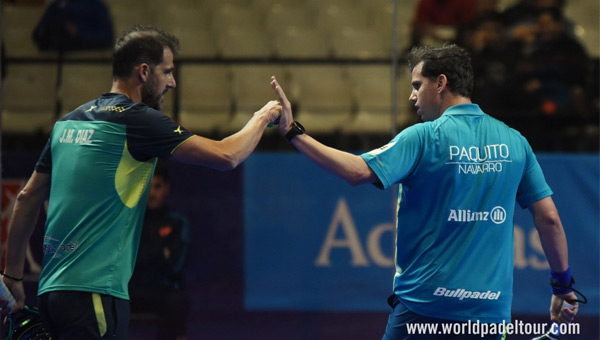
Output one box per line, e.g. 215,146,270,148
168,73,176,89
409,90,416,104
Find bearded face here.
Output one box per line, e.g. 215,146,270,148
141,70,163,110
141,48,176,110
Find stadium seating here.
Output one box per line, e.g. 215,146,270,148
272,27,331,59
2,4,47,58
59,64,113,115
223,65,286,133
2,0,597,152
331,27,390,59
2,64,58,133
287,66,354,134
178,65,232,134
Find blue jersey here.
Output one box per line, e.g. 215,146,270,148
361,104,552,323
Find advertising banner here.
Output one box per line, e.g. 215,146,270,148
244,153,599,315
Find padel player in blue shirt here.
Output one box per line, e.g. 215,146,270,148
270,44,579,339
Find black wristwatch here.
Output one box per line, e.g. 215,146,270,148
285,121,305,142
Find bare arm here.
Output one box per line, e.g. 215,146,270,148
3,171,50,310
170,100,281,171
529,196,568,272
270,77,377,186
529,196,578,323
290,134,377,186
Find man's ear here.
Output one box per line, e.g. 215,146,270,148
137,63,150,82
437,74,448,93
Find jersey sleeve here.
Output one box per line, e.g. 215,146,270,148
34,137,53,173
125,105,195,161
360,125,425,190
516,142,553,208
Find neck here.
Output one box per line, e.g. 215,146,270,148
439,94,472,116
110,77,143,103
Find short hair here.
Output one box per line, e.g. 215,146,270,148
112,25,180,78
407,44,474,98
537,6,564,23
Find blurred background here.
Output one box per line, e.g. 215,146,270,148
1,0,598,339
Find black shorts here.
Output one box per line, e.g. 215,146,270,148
39,291,129,340
383,294,505,340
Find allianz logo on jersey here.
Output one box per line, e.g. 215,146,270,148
448,206,507,224
446,144,512,174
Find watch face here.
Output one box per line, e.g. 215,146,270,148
293,121,305,133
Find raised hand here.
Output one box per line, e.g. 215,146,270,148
270,76,293,135
254,100,282,126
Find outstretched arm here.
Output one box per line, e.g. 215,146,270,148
270,77,377,186
3,171,51,311
529,196,578,323
171,100,281,171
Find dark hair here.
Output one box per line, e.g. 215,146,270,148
112,25,180,78
473,11,505,30
407,44,474,98
537,6,564,23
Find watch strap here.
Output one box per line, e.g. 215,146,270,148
285,121,305,142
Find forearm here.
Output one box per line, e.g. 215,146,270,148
5,204,41,278
171,115,271,170
531,197,569,273
5,174,49,277
219,113,271,168
270,76,374,185
291,134,375,186
172,101,279,170
536,217,568,273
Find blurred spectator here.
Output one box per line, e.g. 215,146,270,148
523,7,587,115
408,0,499,52
502,0,537,29
463,12,520,120
504,6,590,150
33,0,113,51
503,0,575,47
129,162,191,340
409,0,478,47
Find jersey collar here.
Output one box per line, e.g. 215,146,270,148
442,103,484,116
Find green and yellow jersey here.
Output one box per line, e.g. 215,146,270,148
35,93,194,300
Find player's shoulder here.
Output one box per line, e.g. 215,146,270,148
482,115,536,158
59,93,154,122
390,123,430,147
101,93,171,123
484,114,528,141
400,121,431,136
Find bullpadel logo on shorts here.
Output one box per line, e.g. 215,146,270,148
433,287,502,301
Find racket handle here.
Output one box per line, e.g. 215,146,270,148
0,279,17,309
531,301,576,339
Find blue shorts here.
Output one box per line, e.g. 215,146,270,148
39,291,129,340
382,295,505,340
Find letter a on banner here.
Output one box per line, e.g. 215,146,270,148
315,198,369,267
